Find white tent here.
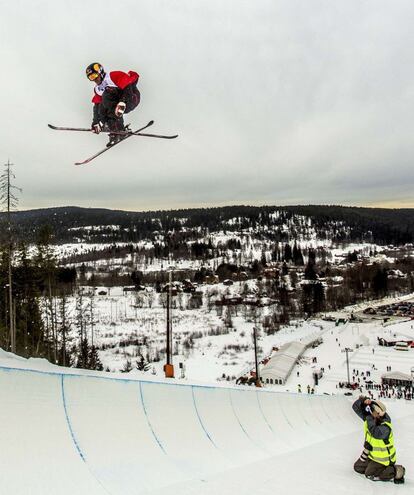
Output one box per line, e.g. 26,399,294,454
261,336,321,385
381,371,413,385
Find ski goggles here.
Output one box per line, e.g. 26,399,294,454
87,72,100,81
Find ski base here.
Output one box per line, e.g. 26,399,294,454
49,120,178,164
48,123,177,139
75,120,154,166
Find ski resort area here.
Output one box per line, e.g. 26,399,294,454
1,294,414,493
1,210,414,493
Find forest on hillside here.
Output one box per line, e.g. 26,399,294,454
0,205,413,245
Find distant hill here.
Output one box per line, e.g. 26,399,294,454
0,205,413,245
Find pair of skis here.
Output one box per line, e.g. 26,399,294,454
48,121,178,165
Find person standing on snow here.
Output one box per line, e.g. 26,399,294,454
352,396,405,483
85,63,140,146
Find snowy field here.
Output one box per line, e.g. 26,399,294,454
58,285,414,391
50,284,414,393
57,283,328,379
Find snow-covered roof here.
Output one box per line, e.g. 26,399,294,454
381,371,413,382
261,334,322,384
261,342,305,382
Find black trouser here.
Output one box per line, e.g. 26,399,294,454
354,457,395,481
93,84,141,131
122,84,140,113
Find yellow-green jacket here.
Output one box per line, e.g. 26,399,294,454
364,418,396,466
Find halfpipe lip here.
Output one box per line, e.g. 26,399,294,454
0,364,337,397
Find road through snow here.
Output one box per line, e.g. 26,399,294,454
0,366,412,494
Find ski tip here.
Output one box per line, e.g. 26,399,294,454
48,124,57,129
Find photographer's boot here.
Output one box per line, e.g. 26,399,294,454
394,465,405,484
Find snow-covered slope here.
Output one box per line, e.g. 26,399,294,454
0,363,412,494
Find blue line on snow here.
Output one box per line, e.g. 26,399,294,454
61,375,85,462
256,390,274,433
191,386,218,449
0,364,327,397
229,389,270,454
278,394,294,428
228,388,252,440
138,381,167,455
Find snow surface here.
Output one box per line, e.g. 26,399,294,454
0,355,413,494
2,292,414,493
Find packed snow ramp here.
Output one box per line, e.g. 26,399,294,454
0,366,412,494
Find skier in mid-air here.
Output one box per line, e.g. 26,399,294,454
352,396,405,483
49,64,177,165
85,62,140,146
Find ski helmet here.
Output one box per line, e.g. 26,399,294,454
86,63,105,81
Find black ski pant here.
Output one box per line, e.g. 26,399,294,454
354,457,395,481
93,84,141,132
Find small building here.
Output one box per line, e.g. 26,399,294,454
260,336,321,386
214,295,242,306
395,341,409,351
182,280,196,293
205,275,219,284
335,318,348,326
381,371,414,388
123,286,137,293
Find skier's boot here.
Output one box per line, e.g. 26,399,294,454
105,117,125,147
107,133,122,147
394,465,405,484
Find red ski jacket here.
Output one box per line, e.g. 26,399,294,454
92,70,139,104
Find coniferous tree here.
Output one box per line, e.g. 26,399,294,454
284,244,292,263
136,353,150,371
260,249,267,267
121,358,133,373
308,248,317,265
304,261,318,281
88,344,103,371
57,293,72,367
14,244,46,358
372,266,388,297
75,288,90,368
293,242,304,265
77,337,90,369
35,225,58,361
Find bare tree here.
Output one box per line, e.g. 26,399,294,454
0,160,21,353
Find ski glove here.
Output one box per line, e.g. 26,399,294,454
115,102,126,117
92,122,103,134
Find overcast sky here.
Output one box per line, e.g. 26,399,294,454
1,0,414,211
